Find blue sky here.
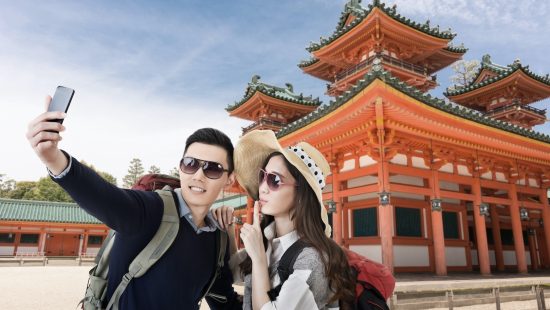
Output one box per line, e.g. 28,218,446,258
1,0,548,183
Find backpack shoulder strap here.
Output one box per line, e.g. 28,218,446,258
105,189,180,310
200,229,228,304
267,239,308,301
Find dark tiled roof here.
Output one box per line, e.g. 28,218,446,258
227,75,321,112
276,66,550,144
306,0,457,54
445,55,550,97
0,198,103,224
298,57,320,68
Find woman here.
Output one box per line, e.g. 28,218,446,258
225,130,355,310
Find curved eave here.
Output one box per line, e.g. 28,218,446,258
446,69,550,99
298,58,320,68
228,91,320,121
299,60,336,82
277,69,550,146
227,89,321,114
308,6,455,54
424,48,467,74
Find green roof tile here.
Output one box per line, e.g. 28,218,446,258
445,54,550,97
0,198,103,224
227,75,322,112
306,0,457,54
276,66,550,145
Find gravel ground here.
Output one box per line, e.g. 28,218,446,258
0,265,545,310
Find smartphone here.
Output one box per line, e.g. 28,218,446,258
48,86,75,124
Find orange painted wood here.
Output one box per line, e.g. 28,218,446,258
472,176,491,275
509,183,528,273
490,206,505,271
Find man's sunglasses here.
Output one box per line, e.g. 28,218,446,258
180,157,228,180
259,169,297,191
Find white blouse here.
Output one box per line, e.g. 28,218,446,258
229,222,339,310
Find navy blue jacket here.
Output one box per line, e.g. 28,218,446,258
53,156,239,309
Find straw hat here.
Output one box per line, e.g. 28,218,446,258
234,130,331,237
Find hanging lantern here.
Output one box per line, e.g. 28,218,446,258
520,207,529,221
327,200,337,213
479,203,490,216
379,191,391,206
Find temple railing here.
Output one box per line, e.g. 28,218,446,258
242,117,287,134
334,54,427,82
486,103,546,117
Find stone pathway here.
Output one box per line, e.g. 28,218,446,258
0,265,546,309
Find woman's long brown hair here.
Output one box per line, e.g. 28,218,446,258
239,152,355,307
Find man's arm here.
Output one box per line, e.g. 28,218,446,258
27,95,163,235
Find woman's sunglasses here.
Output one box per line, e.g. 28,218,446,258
180,157,228,180
258,169,297,191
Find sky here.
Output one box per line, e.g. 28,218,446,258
1,0,548,184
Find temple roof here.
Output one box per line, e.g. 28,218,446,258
0,198,103,224
226,75,321,112
276,67,550,144
445,55,550,97
305,0,457,54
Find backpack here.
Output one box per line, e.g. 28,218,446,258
132,174,181,191
267,240,395,310
78,176,228,310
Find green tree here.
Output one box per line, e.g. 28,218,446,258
448,59,480,91
123,158,144,188
169,167,179,178
6,181,38,200
148,165,161,174
33,177,73,202
0,174,16,197
81,160,118,186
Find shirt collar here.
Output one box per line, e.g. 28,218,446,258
263,221,299,253
174,188,220,234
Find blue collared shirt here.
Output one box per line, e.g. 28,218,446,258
174,188,220,234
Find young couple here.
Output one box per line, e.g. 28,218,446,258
26,97,354,309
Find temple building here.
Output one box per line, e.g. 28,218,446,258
0,198,108,257
228,0,550,275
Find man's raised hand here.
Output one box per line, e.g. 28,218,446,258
26,95,68,175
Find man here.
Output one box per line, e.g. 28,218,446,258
26,97,240,309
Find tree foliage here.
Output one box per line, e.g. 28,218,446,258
169,167,180,178
148,165,161,174
448,59,480,91
123,158,145,188
0,161,117,202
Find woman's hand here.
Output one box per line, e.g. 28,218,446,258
240,201,266,264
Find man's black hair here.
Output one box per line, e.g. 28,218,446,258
184,128,234,174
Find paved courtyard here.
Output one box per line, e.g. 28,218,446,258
0,264,549,309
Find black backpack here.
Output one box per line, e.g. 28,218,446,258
267,240,390,310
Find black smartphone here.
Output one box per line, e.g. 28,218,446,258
48,86,75,124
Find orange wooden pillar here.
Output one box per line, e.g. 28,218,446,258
430,169,447,276
509,183,528,273
331,166,343,245
528,230,539,270
472,175,491,275
246,197,254,224
81,232,89,255
490,205,505,271
541,188,550,268
37,230,46,255
378,161,394,273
